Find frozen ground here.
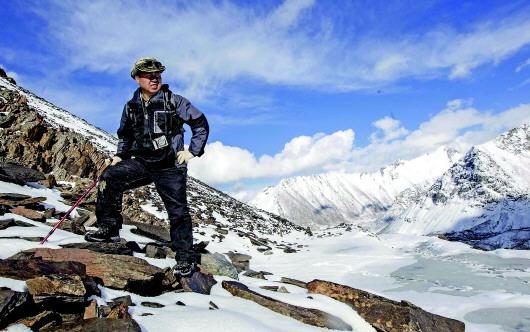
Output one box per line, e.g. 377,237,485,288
1,181,529,331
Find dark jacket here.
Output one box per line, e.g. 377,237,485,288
115,84,209,167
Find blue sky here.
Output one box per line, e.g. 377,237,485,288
2,0,530,200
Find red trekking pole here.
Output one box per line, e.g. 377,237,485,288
40,165,107,244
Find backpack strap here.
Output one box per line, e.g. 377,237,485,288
163,87,184,135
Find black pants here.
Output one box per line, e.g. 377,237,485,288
95,158,194,262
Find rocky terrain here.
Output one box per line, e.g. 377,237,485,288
0,68,466,331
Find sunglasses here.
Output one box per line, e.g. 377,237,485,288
139,72,161,80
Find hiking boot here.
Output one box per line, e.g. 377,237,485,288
84,226,120,243
172,260,196,278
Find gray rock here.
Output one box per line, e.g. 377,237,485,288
199,253,239,280
145,244,166,259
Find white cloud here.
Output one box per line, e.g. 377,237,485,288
370,116,409,143
32,1,530,99
188,129,354,184
189,101,530,186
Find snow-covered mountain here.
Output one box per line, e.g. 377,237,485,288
380,124,530,250
251,122,529,249
251,146,462,228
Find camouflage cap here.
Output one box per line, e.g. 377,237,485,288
130,57,166,78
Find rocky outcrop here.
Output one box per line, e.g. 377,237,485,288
28,248,167,296
222,280,352,331
307,279,465,332
0,162,45,184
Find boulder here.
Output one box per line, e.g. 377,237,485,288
307,279,465,332
0,258,95,292
0,287,36,330
30,248,166,296
0,162,45,185
222,281,351,331
199,253,239,280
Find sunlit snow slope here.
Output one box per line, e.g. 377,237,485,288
381,124,530,250
251,146,461,228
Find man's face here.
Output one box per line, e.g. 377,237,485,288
135,72,162,95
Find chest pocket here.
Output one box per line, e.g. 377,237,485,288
153,110,171,134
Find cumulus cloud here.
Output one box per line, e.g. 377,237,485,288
28,1,530,99
188,129,354,184
370,116,409,143
189,100,530,186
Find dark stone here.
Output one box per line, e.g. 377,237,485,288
209,301,219,310
0,162,45,185
175,301,186,306
0,288,36,330
0,218,34,230
110,295,134,307
180,271,217,295
126,221,170,243
222,281,351,331
141,301,165,308
243,270,267,280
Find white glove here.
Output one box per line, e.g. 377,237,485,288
105,156,122,167
176,150,194,164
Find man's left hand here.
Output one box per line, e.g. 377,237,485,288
176,150,195,164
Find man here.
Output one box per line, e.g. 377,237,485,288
84,57,209,277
